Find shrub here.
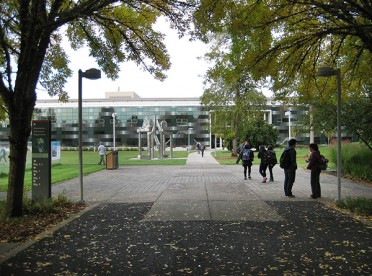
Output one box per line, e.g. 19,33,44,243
329,143,372,181
22,194,75,215
336,197,372,216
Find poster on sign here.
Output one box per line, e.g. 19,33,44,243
51,141,61,161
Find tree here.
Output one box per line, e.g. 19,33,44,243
201,31,267,156
195,0,372,150
0,0,197,217
195,1,372,93
241,118,279,150
342,95,372,150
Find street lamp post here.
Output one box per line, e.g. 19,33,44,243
78,68,101,202
112,113,117,151
188,128,193,152
285,110,291,140
318,66,342,201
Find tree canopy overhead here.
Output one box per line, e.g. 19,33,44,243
194,0,372,100
0,0,198,217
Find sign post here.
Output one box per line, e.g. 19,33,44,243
32,120,51,201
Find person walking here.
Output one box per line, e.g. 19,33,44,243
257,145,269,183
281,139,297,197
267,145,277,182
236,144,254,180
236,140,249,163
97,142,106,165
196,142,201,154
306,143,322,199
200,143,206,157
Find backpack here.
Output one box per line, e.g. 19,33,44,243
242,148,251,161
319,155,329,170
263,151,277,165
279,150,290,169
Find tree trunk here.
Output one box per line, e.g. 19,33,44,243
5,102,33,217
231,114,239,157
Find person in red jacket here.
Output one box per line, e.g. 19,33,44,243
306,143,322,199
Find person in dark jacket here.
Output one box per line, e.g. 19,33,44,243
306,143,322,199
283,139,297,197
257,145,268,183
200,143,206,157
267,145,277,182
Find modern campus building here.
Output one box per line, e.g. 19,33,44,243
0,92,327,149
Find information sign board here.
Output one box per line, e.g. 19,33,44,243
32,120,51,200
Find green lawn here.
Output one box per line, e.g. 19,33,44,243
0,150,189,192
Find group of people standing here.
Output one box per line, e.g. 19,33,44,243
236,138,323,199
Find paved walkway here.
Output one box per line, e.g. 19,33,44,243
0,150,371,274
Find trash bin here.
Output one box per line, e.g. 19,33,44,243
106,150,119,170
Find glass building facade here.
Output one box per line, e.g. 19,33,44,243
0,93,333,148
32,96,211,148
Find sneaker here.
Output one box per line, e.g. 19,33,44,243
310,195,317,199
248,176,251,179
262,177,267,183
287,195,295,198
244,177,247,180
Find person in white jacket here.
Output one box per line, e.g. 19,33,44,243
97,142,106,165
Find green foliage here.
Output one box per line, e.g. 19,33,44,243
200,30,267,155
342,96,372,150
1,194,81,221
194,0,372,135
335,197,372,216
329,143,372,182
241,119,279,149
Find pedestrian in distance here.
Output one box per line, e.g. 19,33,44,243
257,145,269,183
97,142,106,165
196,142,201,154
280,138,297,197
306,143,322,199
200,143,206,157
236,144,254,180
0,145,7,163
267,145,277,182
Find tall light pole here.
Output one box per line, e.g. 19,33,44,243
285,110,291,140
318,66,342,201
112,113,117,151
188,128,193,152
78,68,101,202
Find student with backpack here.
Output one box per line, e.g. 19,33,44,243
306,143,322,199
258,145,269,183
236,144,254,180
236,140,249,164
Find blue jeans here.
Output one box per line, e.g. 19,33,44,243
284,168,296,196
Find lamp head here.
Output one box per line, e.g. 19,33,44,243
83,68,101,80
318,66,336,77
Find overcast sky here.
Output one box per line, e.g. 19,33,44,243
37,19,211,100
